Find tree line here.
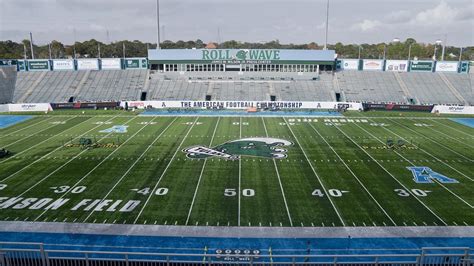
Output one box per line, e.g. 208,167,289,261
0,38,472,61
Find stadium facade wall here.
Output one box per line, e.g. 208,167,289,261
1,56,469,74
121,100,364,110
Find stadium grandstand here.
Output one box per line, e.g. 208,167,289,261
3,50,473,105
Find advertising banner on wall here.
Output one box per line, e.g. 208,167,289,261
77,59,99,70
431,105,474,115
7,103,53,112
435,61,459,72
122,101,363,111
363,103,433,112
17,60,26,71
53,59,75,70
342,59,360,70
410,61,433,72
459,61,469,73
28,60,50,71
385,60,408,72
101,58,122,70
125,58,147,69
362,60,383,71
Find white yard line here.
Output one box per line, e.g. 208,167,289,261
185,117,220,225
2,117,72,148
0,116,55,137
0,115,120,183
82,117,177,223
383,118,473,182
399,118,473,159
307,122,397,226
283,117,345,226
353,122,473,209
0,116,79,163
238,117,242,227
333,123,447,226
0,116,111,184
12,116,135,196
430,118,473,138
133,117,199,224
261,117,293,226
32,116,147,221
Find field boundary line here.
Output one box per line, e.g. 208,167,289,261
261,117,293,226
0,116,79,164
2,117,71,148
385,118,472,181
0,116,55,138
32,116,148,221
333,123,447,225
82,117,178,222
185,117,221,225
283,117,346,226
430,118,473,137
0,116,108,183
133,117,199,224
402,118,473,158
353,122,473,209
307,122,397,226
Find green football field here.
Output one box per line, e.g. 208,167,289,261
0,112,473,228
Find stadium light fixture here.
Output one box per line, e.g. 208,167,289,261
156,0,161,49
358,45,363,60
433,39,442,61
324,0,330,50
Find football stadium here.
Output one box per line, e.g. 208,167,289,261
0,1,474,265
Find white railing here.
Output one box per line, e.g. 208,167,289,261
0,242,472,266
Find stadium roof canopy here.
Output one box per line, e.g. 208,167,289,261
148,49,336,65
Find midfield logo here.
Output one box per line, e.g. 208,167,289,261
183,138,292,160
407,166,458,184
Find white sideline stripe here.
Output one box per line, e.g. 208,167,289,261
341,123,447,225
355,121,473,209
0,116,105,183
307,122,397,226
430,118,473,138
283,117,346,226
401,118,473,161
185,117,221,225
7,116,126,197
261,117,293,227
2,117,67,148
32,116,146,221
0,116,78,164
1,116,54,137
83,116,177,222
386,118,473,182
133,117,199,224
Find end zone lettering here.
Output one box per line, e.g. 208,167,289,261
0,197,141,212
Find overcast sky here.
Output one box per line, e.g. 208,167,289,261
0,0,473,46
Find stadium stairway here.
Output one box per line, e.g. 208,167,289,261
0,66,16,103
438,72,469,105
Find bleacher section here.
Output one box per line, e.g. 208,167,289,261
0,66,16,103
10,70,473,105
12,70,147,103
